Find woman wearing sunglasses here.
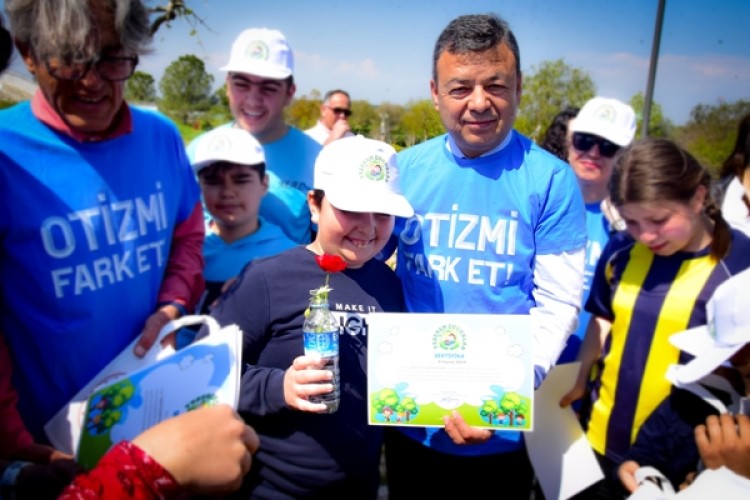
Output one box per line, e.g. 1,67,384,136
556,96,637,365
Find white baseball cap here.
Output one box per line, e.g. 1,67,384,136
569,96,637,147
220,28,293,79
314,136,414,218
191,128,265,174
667,268,750,385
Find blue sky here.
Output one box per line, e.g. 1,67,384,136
7,0,750,125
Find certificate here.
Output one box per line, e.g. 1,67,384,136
367,312,533,431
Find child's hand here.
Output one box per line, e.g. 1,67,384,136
11,442,73,464
695,413,750,479
559,379,587,408
617,460,641,493
283,355,334,412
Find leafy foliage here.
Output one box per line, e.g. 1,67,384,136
629,91,672,139
674,100,750,175
125,70,156,103
158,54,214,124
515,59,596,141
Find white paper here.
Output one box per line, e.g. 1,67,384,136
367,312,533,430
525,362,604,500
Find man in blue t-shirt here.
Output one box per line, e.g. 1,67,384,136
382,13,586,498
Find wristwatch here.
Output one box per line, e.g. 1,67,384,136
0,461,31,500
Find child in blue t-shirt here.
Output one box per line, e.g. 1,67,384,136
190,127,296,313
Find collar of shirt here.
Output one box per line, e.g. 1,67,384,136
445,131,513,159
31,89,133,143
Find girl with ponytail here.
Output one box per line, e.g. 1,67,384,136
560,138,750,497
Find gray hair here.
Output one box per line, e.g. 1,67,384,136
323,89,350,105
432,13,521,81
5,0,151,60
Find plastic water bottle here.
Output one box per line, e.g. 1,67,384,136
302,294,340,413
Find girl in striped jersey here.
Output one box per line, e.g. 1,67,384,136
560,138,750,498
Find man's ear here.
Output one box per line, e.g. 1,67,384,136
15,40,38,76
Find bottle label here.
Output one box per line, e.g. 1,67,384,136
303,329,339,358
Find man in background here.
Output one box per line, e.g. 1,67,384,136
305,89,354,146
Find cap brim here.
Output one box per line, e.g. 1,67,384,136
669,325,712,355
668,324,745,384
219,63,291,79
326,190,414,218
667,343,744,384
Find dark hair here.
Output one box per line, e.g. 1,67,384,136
609,138,731,259
198,161,266,180
540,106,580,161
432,13,520,81
0,16,12,74
719,112,750,178
311,189,325,206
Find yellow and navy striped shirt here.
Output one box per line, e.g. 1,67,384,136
584,229,750,462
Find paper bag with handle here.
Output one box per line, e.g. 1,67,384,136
44,315,242,461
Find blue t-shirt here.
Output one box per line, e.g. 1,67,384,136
557,201,612,364
393,131,586,456
0,102,200,439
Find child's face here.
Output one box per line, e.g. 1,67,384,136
199,162,267,231
617,193,710,256
308,195,394,269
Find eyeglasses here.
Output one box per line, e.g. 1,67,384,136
44,52,139,82
328,106,352,117
571,132,620,158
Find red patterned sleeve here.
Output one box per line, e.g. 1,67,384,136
58,441,181,500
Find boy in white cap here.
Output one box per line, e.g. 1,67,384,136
188,28,321,244
204,136,413,498
191,127,296,314
617,267,750,495
557,96,637,364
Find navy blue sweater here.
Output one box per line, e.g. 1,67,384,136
210,246,404,499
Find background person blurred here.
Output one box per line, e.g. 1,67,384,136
713,112,750,235
188,27,321,244
305,89,354,145
556,96,636,364
539,105,580,162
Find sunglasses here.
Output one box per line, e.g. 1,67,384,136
571,132,620,158
329,106,352,117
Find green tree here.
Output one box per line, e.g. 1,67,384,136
125,70,156,103
287,94,321,131
676,99,750,175
350,100,379,139
516,59,596,141
399,99,443,147
628,92,672,139
158,54,213,124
